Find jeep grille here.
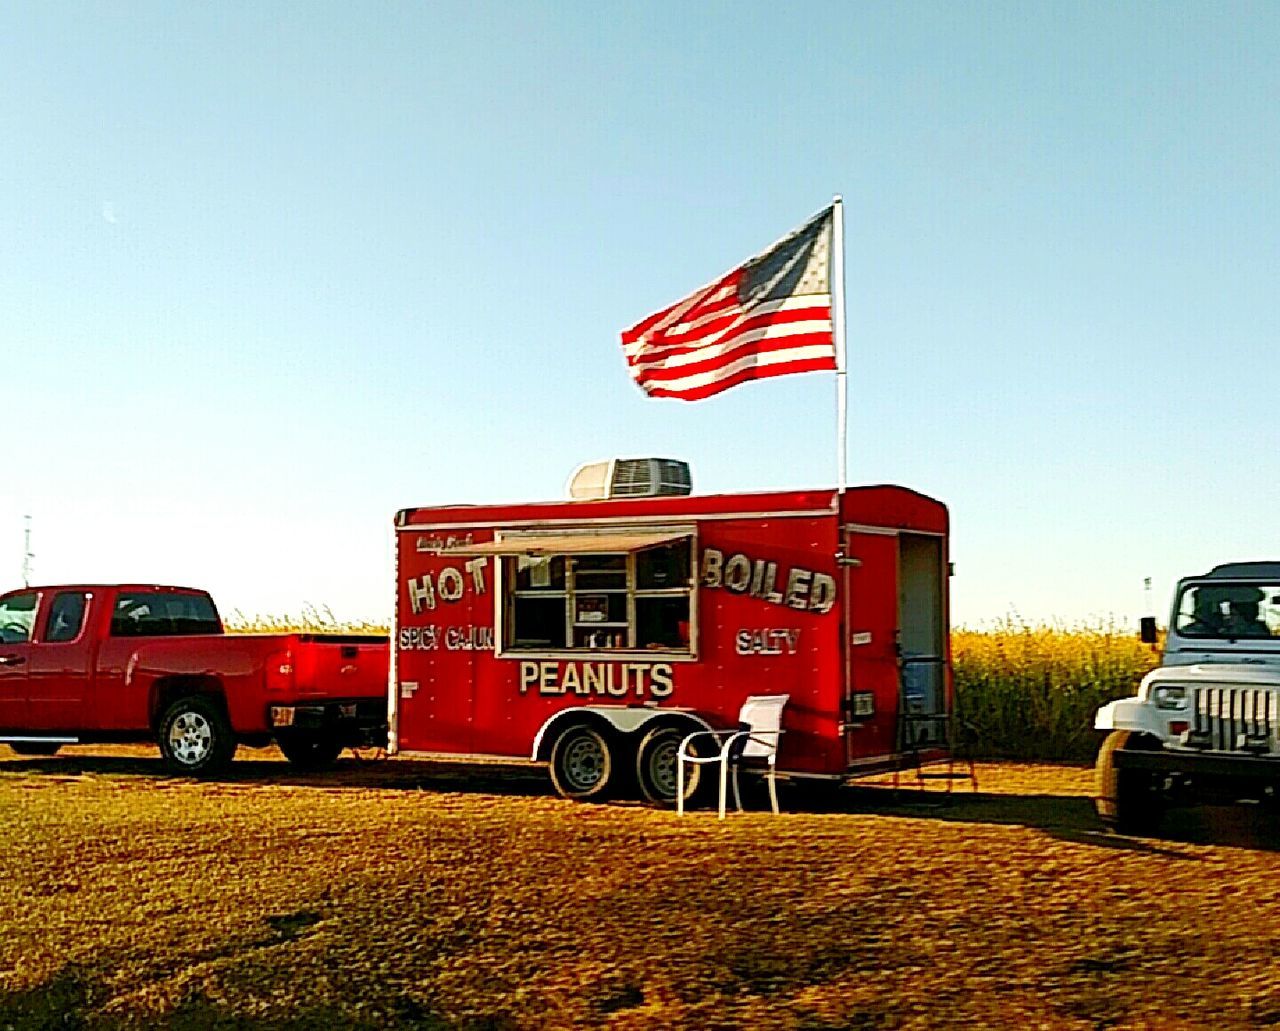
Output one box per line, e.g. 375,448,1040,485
1186,686,1277,754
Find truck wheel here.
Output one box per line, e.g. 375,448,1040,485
1095,730,1165,835
158,695,237,775
635,724,702,806
8,743,61,757
549,723,616,801
276,731,344,770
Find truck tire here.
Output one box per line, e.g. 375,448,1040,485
158,695,237,776
8,743,61,757
276,730,344,770
635,724,703,806
1095,730,1165,835
549,723,616,801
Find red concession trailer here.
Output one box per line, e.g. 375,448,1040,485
390,484,952,803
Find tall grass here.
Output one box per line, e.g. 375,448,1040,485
223,604,389,637
954,619,1161,761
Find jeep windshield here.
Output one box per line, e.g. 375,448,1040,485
1175,582,1280,640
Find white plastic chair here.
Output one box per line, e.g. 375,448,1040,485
676,694,789,819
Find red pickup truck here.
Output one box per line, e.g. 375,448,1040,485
0,584,388,774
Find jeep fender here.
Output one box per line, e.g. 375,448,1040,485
1094,698,1166,737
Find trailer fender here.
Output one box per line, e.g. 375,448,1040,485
531,707,715,762
1094,698,1165,737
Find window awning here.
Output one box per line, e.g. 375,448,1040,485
436,530,689,558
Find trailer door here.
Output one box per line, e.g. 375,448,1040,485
843,530,900,763
843,529,949,765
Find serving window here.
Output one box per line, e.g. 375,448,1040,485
500,534,695,655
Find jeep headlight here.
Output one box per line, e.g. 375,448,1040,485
1153,685,1187,710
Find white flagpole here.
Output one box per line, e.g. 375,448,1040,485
832,195,848,494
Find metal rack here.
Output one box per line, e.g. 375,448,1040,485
892,655,978,796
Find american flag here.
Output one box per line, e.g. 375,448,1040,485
621,207,836,401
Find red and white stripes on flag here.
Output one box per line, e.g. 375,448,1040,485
621,206,836,401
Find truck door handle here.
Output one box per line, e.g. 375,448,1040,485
0,655,25,666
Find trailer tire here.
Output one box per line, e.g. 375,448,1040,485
276,731,344,770
635,724,703,807
8,743,61,757
1095,730,1165,835
549,723,616,801
158,695,237,776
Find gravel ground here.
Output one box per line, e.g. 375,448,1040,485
2,745,1279,1029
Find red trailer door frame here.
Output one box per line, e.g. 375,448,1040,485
841,526,950,769
842,527,900,765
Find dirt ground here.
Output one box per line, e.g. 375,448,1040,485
3,746,1280,1030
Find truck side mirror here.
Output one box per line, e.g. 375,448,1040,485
1139,616,1158,645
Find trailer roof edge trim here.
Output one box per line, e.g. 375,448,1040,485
395,488,842,528
433,530,689,557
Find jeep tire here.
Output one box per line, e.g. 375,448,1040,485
1095,730,1165,835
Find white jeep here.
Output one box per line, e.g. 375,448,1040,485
1094,562,1280,833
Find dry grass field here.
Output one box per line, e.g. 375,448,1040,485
4,747,1280,1029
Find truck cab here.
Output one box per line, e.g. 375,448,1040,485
1094,562,1280,832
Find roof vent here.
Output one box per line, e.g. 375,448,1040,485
568,458,692,500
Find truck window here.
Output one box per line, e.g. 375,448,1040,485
1175,583,1280,640
44,591,88,643
111,592,221,637
503,539,693,653
0,592,38,644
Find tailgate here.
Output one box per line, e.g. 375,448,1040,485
290,635,389,700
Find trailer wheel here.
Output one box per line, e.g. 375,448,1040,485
635,724,702,806
158,695,237,776
8,743,61,757
549,723,615,801
276,730,344,770
1095,730,1165,835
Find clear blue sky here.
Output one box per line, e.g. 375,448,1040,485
2,2,1277,626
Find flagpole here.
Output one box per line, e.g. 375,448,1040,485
832,195,847,494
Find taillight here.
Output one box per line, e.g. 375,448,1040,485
1169,720,1189,737
265,650,294,692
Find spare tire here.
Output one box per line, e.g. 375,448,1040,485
277,730,344,770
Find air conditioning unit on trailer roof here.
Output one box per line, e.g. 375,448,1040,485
567,458,693,501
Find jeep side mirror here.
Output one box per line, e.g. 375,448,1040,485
1139,616,1158,645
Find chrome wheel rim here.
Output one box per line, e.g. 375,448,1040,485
168,712,213,765
562,732,606,793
